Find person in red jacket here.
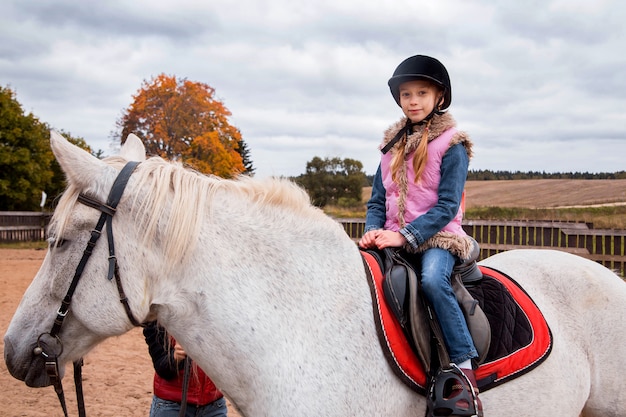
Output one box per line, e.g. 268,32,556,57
144,321,227,417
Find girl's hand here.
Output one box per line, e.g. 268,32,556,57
358,230,379,249
358,230,407,249
374,230,407,249
173,343,187,362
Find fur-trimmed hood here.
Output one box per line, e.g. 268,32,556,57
381,112,473,160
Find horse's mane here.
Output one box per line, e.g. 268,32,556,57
50,155,318,265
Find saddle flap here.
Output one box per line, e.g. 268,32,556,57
452,273,491,365
379,247,490,371
382,250,409,327
381,248,432,374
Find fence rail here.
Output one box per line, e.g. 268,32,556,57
336,218,626,277
2,212,625,276
0,212,51,242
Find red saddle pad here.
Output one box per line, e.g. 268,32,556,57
361,250,552,394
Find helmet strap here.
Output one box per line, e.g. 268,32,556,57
416,89,446,125
382,120,417,155
381,117,433,155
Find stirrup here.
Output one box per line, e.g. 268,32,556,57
426,365,483,417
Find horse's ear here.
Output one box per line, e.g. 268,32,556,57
120,133,147,162
50,130,107,188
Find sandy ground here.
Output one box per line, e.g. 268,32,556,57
0,249,241,417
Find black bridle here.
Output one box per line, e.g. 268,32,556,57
33,161,143,417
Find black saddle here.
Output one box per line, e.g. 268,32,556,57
363,241,491,373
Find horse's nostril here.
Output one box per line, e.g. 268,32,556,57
3,336,20,378
4,336,14,360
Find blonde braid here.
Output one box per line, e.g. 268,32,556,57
411,120,431,183
389,136,406,182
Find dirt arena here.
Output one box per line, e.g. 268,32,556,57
0,249,241,417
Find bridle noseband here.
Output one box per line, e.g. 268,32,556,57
34,161,143,417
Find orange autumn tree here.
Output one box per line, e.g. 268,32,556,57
115,74,244,177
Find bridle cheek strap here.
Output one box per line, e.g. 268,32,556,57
36,161,142,417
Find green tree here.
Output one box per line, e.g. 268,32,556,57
236,138,255,176
0,86,53,210
115,74,249,178
295,156,366,207
0,87,94,210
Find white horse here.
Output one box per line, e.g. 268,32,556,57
4,132,626,417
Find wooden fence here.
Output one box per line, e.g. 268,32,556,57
2,212,625,277
337,218,626,277
0,212,52,242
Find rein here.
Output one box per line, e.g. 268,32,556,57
33,161,143,417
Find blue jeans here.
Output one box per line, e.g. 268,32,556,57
149,395,227,417
419,248,478,364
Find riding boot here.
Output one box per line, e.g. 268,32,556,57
447,368,483,417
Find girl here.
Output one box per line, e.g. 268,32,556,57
358,54,482,416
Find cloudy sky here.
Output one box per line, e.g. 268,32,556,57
1,0,624,178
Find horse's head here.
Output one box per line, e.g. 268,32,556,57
3,131,154,387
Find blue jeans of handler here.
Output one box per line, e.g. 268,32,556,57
149,395,227,417
419,247,478,365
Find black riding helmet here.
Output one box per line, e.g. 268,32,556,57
388,55,452,111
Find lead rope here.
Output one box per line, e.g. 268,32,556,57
74,359,86,417
179,357,192,417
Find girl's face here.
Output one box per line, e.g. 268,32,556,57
398,80,443,123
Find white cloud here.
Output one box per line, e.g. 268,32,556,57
1,0,625,177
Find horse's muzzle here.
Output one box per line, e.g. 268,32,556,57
3,335,54,388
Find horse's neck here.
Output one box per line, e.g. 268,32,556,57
151,211,397,414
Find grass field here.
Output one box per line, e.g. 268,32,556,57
325,179,626,229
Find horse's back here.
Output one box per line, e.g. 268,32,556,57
480,249,626,417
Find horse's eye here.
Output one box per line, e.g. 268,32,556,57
49,237,67,248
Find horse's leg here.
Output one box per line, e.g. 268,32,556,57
581,364,626,417
578,286,626,417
